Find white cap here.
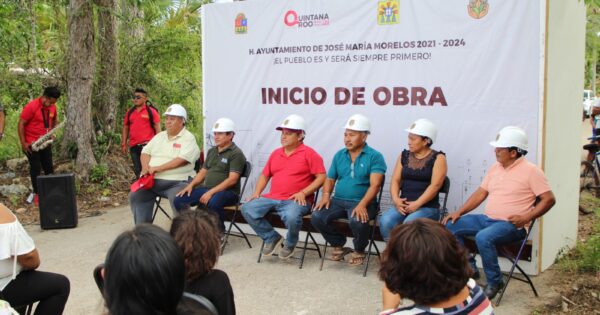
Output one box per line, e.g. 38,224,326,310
405,118,437,143
343,114,371,133
276,114,306,132
489,126,528,150
211,118,235,133
163,104,187,122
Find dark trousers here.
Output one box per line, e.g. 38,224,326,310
0,270,70,315
26,146,54,193
173,187,238,231
129,144,145,178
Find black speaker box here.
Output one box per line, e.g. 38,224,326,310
38,173,78,229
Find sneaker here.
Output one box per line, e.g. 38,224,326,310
262,235,283,256
484,281,505,300
279,245,295,259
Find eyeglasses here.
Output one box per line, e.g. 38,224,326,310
132,96,143,100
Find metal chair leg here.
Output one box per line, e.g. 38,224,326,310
299,231,311,269
308,231,322,258
257,241,265,263
319,242,329,271
363,225,376,277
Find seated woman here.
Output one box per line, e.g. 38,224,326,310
378,219,492,315
378,118,447,241
0,203,70,315
170,210,236,315
102,224,187,315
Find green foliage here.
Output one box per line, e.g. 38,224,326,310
558,206,600,273
0,108,25,163
89,163,113,188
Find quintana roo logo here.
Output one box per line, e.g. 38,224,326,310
235,13,247,34
468,0,489,19
377,0,399,25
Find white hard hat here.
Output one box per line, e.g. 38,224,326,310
276,114,306,132
344,114,371,133
489,126,528,150
405,118,437,143
211,118,235,133
163,104,187,122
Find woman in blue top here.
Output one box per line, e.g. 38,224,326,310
379,119,447,241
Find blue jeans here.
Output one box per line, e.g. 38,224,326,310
129,179,188,224
241,197,310,248
173,187,238,231
378,207,440,241
445,214,527,286
310,197,378,252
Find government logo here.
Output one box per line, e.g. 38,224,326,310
377,0,399,25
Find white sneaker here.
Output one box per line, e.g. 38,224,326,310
26,193,35,204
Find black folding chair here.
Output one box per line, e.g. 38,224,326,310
438,176,450,221
495,218,538,306
222,161,253,252
319,175,385,277
151,196,171,223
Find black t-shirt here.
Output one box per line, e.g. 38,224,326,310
185,269,235,315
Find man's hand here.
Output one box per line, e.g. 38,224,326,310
508,214,530,229
404,201,419,214
442,212,461,225
314,194,331,211
21,142,31,154
199,191,214,205
351,204,369,223
176,184,193,197
246,193,260,202
148,166,160,175
289,191,307,206
121,143,127,154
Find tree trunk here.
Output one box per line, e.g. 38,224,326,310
95,0,118,133
64,0,97,178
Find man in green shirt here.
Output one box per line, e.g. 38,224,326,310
174,118,246,231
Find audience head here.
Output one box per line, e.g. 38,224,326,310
379,219,472,306
170,210,221,282
103,224,185,315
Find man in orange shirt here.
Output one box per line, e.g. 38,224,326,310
443,126,555,299
121,88,161,178
18,87,61,204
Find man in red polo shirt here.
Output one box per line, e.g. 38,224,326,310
241,114,326,259
18,87,61,204
121,88,161,178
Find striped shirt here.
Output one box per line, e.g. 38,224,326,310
380,279,494,315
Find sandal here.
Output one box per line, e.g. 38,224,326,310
329,246,351,261
348,251,366,266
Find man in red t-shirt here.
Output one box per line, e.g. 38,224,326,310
121,88,161,178
18,87,61,202
241,114,326,259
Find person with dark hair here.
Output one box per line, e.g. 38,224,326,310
174,118,246,232
102,224,185,315
0,203,70,315
170,210,236,315
444,126,555,299
311,114,386,265
121,88,161,178
378,219,493,315
379,119,447,241
129,104,200,224
18,87,61,205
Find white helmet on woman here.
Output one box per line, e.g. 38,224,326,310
344,114,371,134
211,118,235,133
405,118,437,143
489,126,528,151
276,114,306,132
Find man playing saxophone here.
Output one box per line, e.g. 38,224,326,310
18,87,61,205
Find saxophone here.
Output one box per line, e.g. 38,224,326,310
31,121,65,151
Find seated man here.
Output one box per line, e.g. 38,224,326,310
241,114,326,259
311,114,386,265
129,104,200,224
173,118,246,232
444,126,555,299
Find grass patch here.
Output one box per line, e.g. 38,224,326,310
558,197,600,273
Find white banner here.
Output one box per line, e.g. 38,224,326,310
202,0,543,212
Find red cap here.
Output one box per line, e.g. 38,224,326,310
130,174,155,192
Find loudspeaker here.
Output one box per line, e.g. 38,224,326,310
38,173,78,229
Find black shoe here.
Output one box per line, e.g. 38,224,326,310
484,282,504,300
